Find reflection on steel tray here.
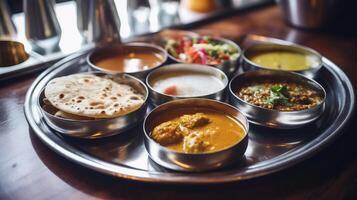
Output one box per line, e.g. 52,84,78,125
24,35,355,184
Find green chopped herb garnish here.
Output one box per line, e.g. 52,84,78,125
266,85,290,106
208,50,219,58
271,85,289,96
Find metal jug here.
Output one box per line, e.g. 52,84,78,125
0,0,17,40
87,0,121,45
24,0,62,50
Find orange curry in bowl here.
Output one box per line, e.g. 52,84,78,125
95,51,164,73
150,108,246,154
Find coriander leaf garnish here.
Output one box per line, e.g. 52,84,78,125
266,85,290,106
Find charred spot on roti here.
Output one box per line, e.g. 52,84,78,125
130,96,140,100
96,105,105,109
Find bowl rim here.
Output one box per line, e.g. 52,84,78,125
146,63,229,98
86,42,168,74
143,98,249,156
39,72,149,122
242,42,323,73
228,70,327,114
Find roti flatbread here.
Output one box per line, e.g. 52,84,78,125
44,74,145,119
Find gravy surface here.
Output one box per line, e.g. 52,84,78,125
95,52,164,73
150,108,246,153
249,50,319,71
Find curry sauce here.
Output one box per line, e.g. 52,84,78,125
95,52,164,73
248,50,319,71
150,108,246,153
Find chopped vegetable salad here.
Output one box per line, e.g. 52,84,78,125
165,36,239,65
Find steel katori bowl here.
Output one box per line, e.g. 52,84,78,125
143,98,249,172
0,40,29,67
38,72,148,139
87,42,168,80
242,43,323,78
229,70,326,129
277,0,338,29
165,36,241,77
146,63,228,106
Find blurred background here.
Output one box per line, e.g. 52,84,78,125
1,0,356,80
5,0,357,36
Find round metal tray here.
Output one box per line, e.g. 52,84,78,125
24,47,355,184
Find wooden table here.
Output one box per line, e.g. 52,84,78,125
1,5,357,200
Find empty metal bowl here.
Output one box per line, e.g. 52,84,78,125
242,43,322,78
277,0,338,29
229,70,326,129
146,63,228,106
0,40,29,67
38,72,148,139
87,42,168,80
143,98,249,172
165,36,241,77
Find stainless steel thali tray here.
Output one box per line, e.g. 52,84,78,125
24,38,355,184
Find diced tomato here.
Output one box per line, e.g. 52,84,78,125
183,39,192,50
199,39,208,44
191,52,202,64
163,86,177,96
187,47,196,55
219,53,230,60
210,60,220,65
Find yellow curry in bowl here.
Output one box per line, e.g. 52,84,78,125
244,43,322,72
248,49,320,71
150,108,246,154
